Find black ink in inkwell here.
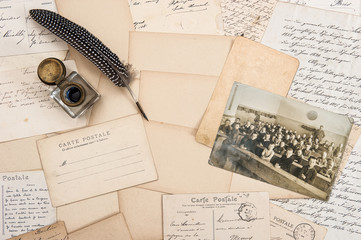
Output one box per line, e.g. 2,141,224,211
37,57,100,118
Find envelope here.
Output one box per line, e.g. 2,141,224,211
57,192,120,233
118,187,164,240
67,213,132,240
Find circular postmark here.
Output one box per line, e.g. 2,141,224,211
293,223,315,240
237,202,257,222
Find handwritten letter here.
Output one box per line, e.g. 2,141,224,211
262,3,361,239
8,221,67,240
162,192,270,240
282,0,361,15
128,0,223,34
221,0,277,41
0,0,68,57
0,61,87,143
0,171,56,239
37,114,157,207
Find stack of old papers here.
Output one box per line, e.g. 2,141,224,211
1,0,361,239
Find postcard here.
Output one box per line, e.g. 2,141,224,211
8,221,68,240
67,213,132,240
270,204,327,240
37,114,157,207
0,60,89,143
0,171,56,239
209,82,353,201
0,0,68,57
163,192,270,240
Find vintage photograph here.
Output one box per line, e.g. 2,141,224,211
209,82,353,201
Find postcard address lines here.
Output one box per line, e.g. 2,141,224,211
55,145,145,184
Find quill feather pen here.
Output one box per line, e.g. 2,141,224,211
29,9,148,121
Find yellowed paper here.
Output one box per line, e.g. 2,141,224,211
139,71,218,129
139,121,232,194
270,204,327,240
118,188,164,240
37,114,157,207
129,31,234,77
8,221,68,240
57,192,119,233
0,61,88,143
163,192,270,240
128,0,223,34
196,37,299,147
67,213,132,240
0,171,56,239
55,0,136,126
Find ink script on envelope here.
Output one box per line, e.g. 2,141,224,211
8,221,68,240
37,114,157,207
162,192,270,240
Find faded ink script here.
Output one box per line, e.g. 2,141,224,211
128,0,222,34
0,61,88,143
221,0,277,41
0,0,67,57
0,171,56,239
162,192,270,240
282,0,361,15
262,3,361,239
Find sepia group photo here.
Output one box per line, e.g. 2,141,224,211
209,83,353,201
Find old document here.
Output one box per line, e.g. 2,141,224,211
282,0,361,15
163,192,270,240
128,0,223,34
270,204,327,240
0,61,88,143
221,0,277,41
8,221,68,240
0,171,56,239
262,2,361,239
0,0,67,57
67,213,132,240
37,114,157,207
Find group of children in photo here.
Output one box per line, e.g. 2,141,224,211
218,117,344,185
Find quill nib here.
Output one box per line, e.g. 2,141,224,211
121,77,149,121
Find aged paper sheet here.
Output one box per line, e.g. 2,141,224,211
0,60,88,143
0,0,67,57
221,0,277,41
57,192,119,233
128,0,223,34
56,0,136,126
0,171,56,239
282,0,361,15
67,213,132,240
8,221,67,240
163,192,270,240
196,37,299,147
129,32,234,77
270,204,327,240
262,2,361,239
118,188,164,240
37,114,157,207
139,71,218,129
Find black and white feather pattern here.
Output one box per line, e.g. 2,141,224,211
29,9,129,87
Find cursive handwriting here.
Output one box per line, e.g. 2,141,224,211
221,0,277,41
0,171,55,239
263,4,361,238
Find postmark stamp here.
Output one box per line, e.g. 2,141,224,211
238,202,257,222
293,223,315,240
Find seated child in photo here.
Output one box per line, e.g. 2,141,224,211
261,143,275,161
298,156,318,185
271,147,295,172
